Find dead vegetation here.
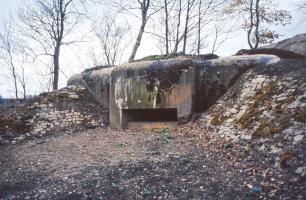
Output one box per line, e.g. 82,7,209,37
279,149,295,168
255,118,291,138
210,113,228,126
235,81,278,130
234,80,298,137
0,115,31,135
294,107,306,123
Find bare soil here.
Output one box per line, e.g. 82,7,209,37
0,127,255,200
0,124,305,200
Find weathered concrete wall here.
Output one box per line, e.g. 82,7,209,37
67,67,115,108
109,55,280,128
68,54,280,129
195,55,280,112
109,59,196,128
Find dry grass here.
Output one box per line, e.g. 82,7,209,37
279,150,295,168
236,81,278,130
294,107,306,123
210,113,227,126
255,118,291,138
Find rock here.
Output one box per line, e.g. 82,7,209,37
240,135,252,140
18,135,26,141
270,145,282,154
293,135,304,142
69,94,79,99
295,167,306,177
267,33,306,56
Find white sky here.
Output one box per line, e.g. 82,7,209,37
0,0,305,98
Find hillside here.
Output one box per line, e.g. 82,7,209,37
0,34,306,199
267,33,306,56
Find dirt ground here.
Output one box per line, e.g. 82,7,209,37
0,125,305,200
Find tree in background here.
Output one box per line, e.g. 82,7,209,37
18,0,85,90
128,0,152,62
151,0,229,55
94,15,129,66
225,0,292,49
109,0,170,62
0,16,28,100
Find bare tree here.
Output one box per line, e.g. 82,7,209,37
94,15,128,66
196,0,227,55
108,0,160,62
211,23,233,54
128,0,151,62
18,0,85,90
182,0,196,54
164,0,170,54
225,0,292,49
0,17,28,99
173,0,183,53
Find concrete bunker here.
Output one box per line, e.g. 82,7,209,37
122,108,178,129
110,60,196,129
68,54,281,129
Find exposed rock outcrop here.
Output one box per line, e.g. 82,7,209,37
267,33,306,56
68,54,280,128
201,58,306,144
0,86,108,144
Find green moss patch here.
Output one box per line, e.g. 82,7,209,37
235,80,295,137
236,81,279,129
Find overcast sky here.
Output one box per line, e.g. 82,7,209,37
0,0,305,98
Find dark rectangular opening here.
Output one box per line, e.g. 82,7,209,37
122,108,178,123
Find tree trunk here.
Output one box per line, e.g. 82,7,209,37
164,0,169,55
247,0,254,49
53,44,60,90
22,84,26,100
212,26,218,54
128,20,146,62
197,0,202,55
183,0,191,54
173,0,182,53
129,0,149,62
8,54,18,99
254,0,260,49
12,68,18,100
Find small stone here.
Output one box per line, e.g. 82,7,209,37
69,94,79,99
37,139,45,144
18,135,26,141
293,135,304,142
270,145,281,154
295,167,306,176
240,135,252,140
